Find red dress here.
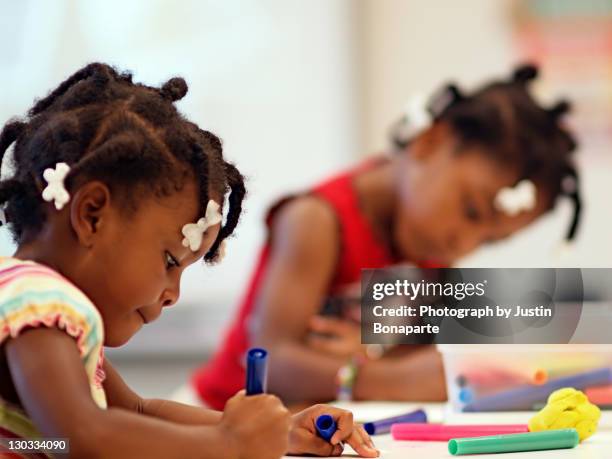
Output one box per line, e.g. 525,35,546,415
192,163,396,409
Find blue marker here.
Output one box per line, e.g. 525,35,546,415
458,387,474,404
245,348,268,395
315,414,337,442
463,367,612,412
363,409,427,435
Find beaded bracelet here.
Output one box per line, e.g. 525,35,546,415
336,356,364,401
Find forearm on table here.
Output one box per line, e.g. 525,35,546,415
71,407,230,459
266,340,342,403
354,351,447,401
265,340,446,404
141,398,222,425
382,344,432,357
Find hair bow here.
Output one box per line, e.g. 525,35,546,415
181,200,222,252
494,179,537,216
41,162,71,210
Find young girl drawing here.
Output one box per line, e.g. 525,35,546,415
192,64,581,409
0,63,378,458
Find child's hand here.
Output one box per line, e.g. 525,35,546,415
220,390,291,459
308,316,364,358
288,404,379,457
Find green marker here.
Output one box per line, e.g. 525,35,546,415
448,429,579,456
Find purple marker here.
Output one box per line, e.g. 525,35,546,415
363,409,428,435
463,367,612,412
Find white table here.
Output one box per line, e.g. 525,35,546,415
284,402,612,458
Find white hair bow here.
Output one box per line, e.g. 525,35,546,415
42,162,71,210
494,179,537,216
181,200,222,252
402,93,432,139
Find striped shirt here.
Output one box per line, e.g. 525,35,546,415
0,257,106,456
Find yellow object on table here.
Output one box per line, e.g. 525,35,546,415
528,388,601,442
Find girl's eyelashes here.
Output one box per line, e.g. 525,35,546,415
164,251,180,270
464,198,481,222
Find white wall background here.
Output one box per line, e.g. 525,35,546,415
0,0,361,355
359,0,612,270
0,0,609,358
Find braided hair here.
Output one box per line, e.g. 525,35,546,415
390,64,581,241
0,62,246,262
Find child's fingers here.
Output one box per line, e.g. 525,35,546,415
328,409,354,444
306,335,353,356
309,316,355,336
225,389,246,406
343,425,379,458
357,424,378,451
307,405,378,456
326,408,374,448
291,429,344,457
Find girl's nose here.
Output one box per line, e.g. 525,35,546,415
160,283,180,308
447,230,482,257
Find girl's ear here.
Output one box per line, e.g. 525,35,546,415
69,181,112,247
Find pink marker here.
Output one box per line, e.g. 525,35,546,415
391,424,529,442
586,385,612,405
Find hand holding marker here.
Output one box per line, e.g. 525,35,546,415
314,412,379,456
246,349,378,457
246,348,335,440
316,408,427,441
314,409,425,456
